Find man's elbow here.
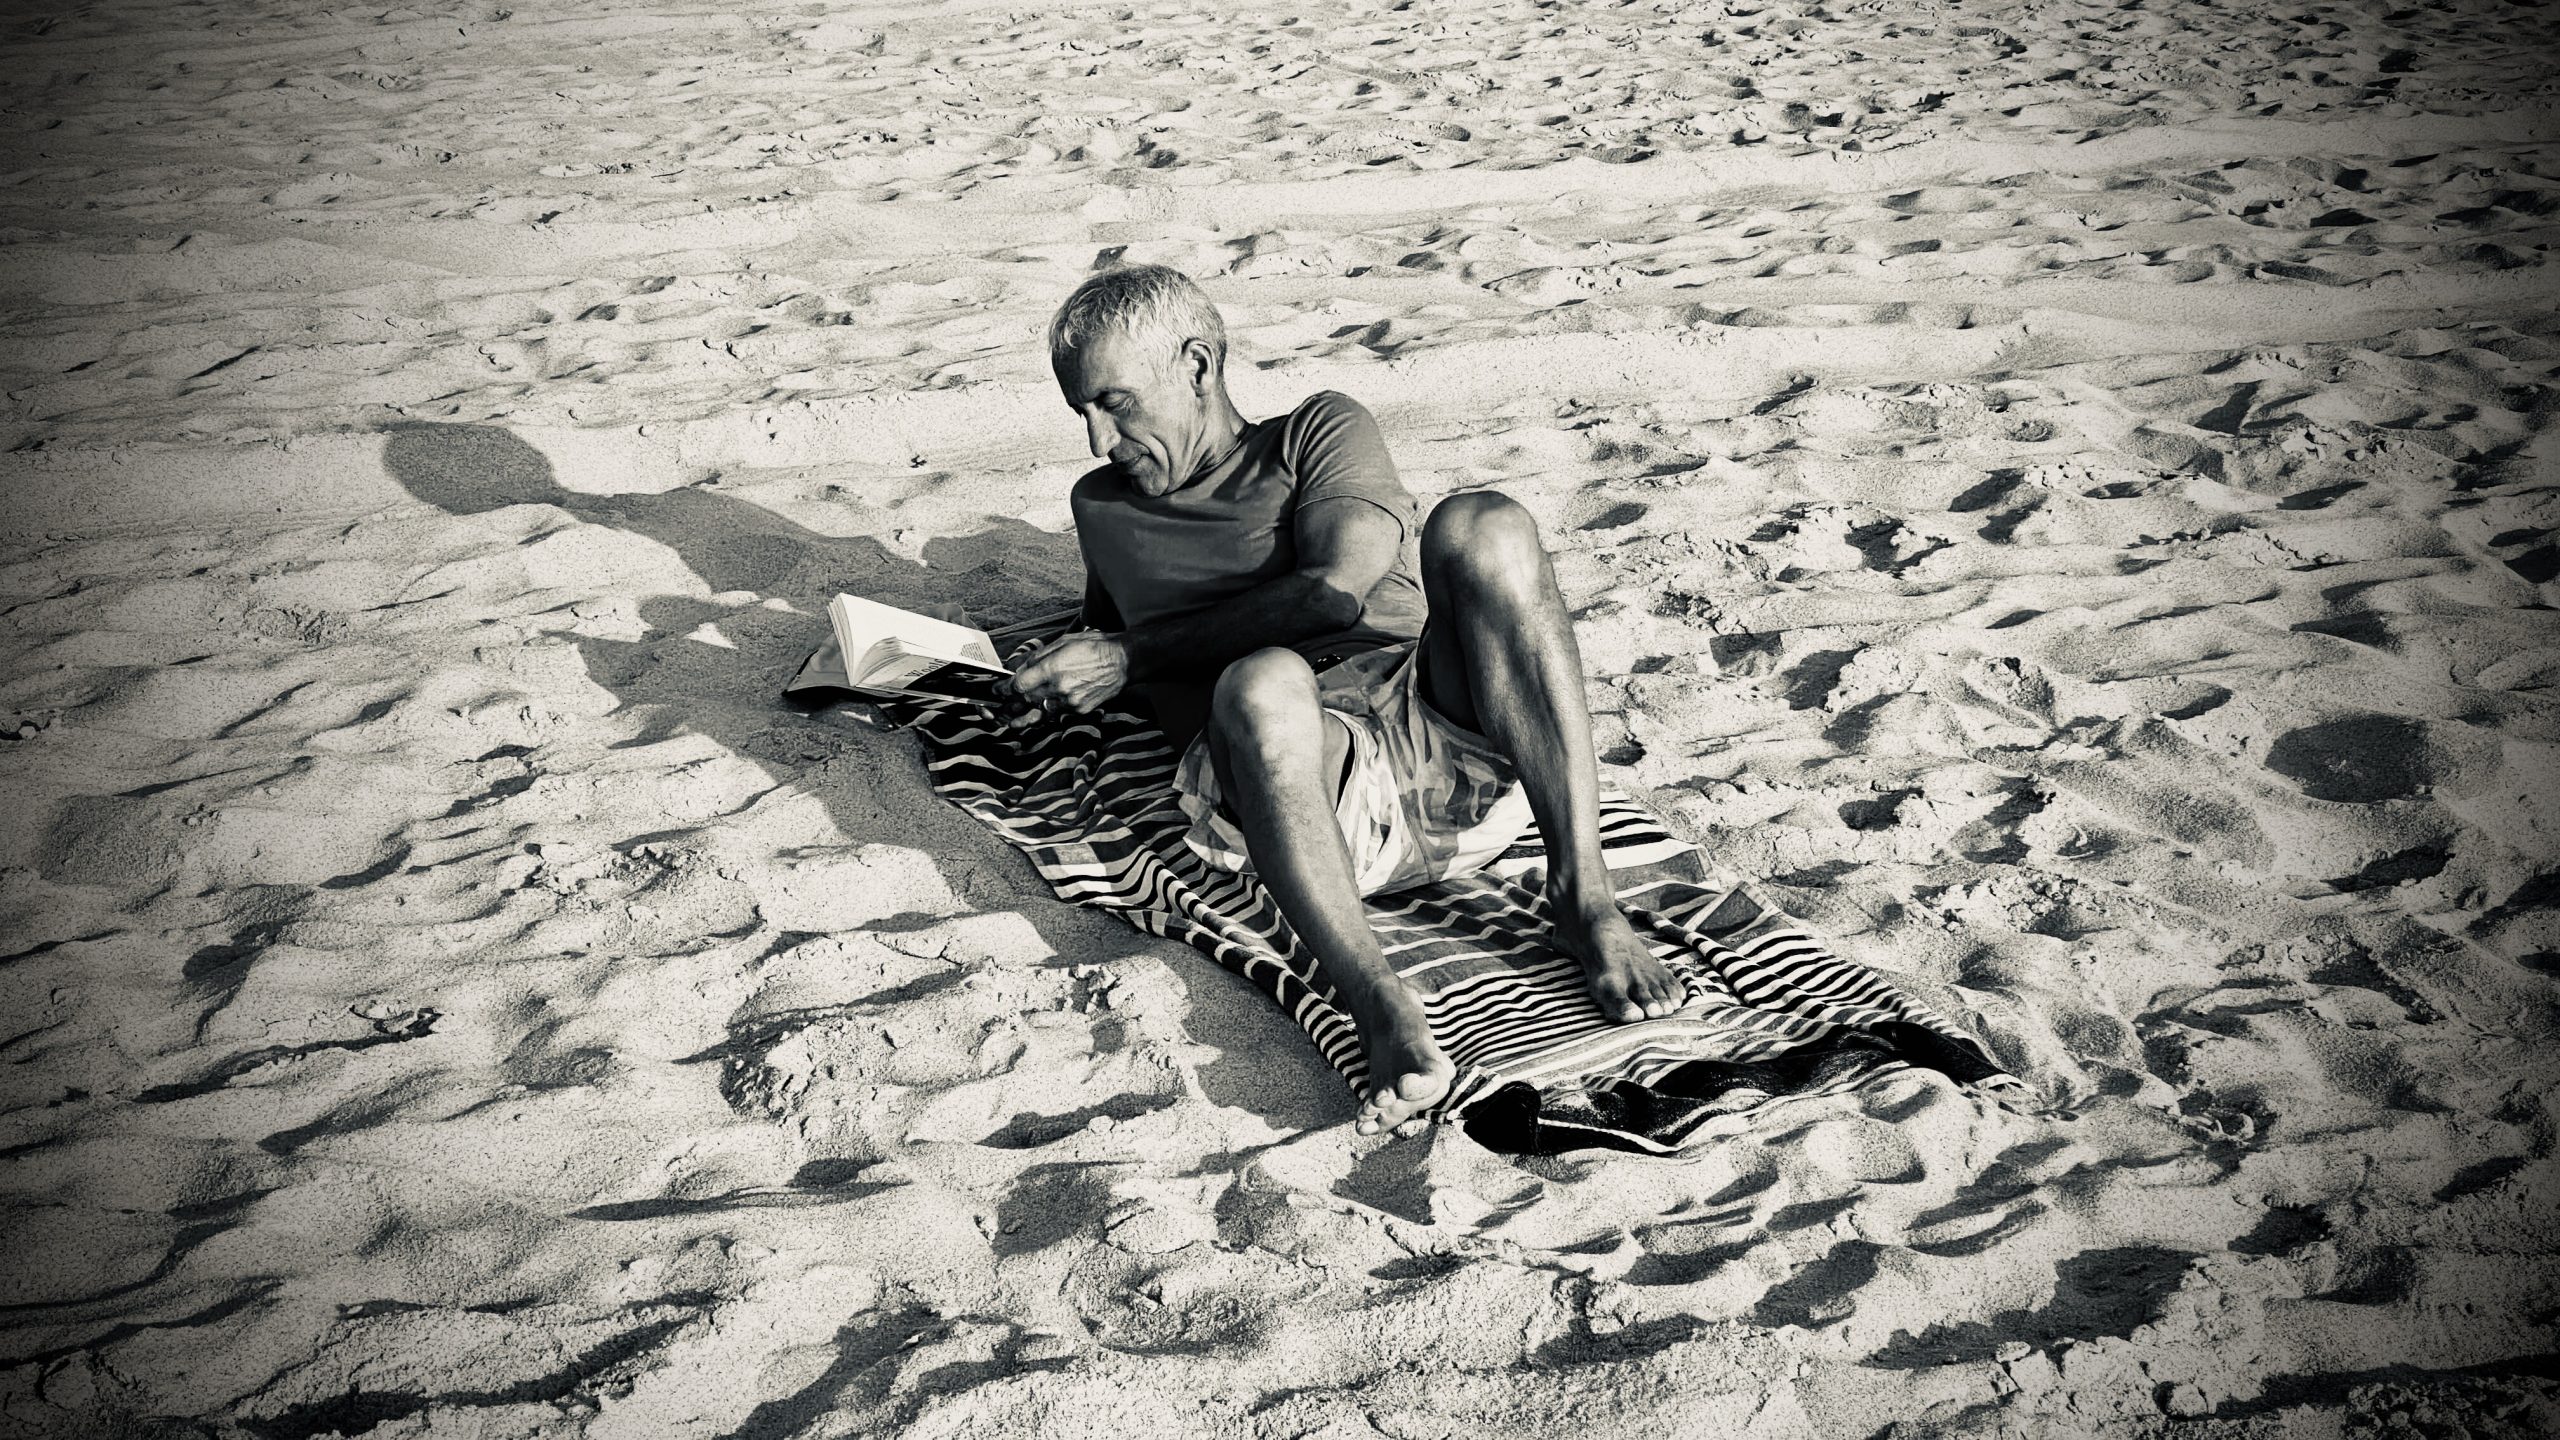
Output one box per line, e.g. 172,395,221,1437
1299,574,1367,633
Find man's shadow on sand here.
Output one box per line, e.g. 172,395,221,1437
377,422,1348,1147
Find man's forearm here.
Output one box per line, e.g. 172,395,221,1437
1117,570,1364,683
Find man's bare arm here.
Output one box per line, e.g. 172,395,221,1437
1122,498,1402,681
1011,499,1404,711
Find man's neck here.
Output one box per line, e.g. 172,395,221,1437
1182,394,1249,484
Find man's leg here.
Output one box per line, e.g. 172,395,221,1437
1416,492,1686,1023
1206,648,1456,1135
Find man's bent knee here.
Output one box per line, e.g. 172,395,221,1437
1422,491,1546,590
1210,648,1321,755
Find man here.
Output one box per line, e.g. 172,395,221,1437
1008,265,1685,1137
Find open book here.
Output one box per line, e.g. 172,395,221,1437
785,596,1080,710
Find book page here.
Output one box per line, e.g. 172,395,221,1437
787,605,1081,701
854,636,954,690
829,595,1006,673
827,594,1009,699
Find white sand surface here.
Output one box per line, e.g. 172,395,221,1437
4,0,2559,1434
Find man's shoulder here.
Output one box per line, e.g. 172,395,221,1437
1285,389,1375,429
1069,464,1125,508
1274,389,1382,464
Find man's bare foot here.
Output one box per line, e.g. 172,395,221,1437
1553,895,1687,1023
1337,975,1456,1136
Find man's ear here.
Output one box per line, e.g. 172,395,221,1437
1181,337,1217,394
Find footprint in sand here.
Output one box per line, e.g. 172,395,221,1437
2260,712,2439,804
1799,1115,1928,1186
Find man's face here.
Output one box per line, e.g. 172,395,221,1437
1054,329,1207,499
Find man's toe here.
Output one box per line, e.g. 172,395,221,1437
1366,1082,1415,1123
1639,963,1683,1009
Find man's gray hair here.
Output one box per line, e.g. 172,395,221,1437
1047,264,1227,376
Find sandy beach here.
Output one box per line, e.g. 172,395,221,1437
4,0,2558,1434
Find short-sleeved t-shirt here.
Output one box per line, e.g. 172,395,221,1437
1071,390,1428,669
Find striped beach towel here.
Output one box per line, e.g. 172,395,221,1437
844,666,2014,1155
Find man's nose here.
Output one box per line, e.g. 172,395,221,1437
1084,411,1116,459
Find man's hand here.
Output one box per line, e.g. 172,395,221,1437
1006,631,1131,717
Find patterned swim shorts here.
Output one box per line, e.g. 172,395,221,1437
1172,641,1538,897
